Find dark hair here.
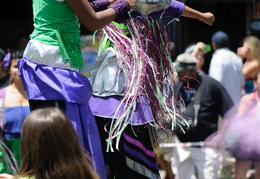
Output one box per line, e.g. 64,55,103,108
211,31,229,48
0,48,6,61
6,50,23,71
15,33,29,43
19,107,99,179
13,33,30,51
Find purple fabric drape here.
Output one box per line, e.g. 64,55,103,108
18,58,106,179
89,95,154,125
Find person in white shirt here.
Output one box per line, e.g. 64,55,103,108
209,31,245,106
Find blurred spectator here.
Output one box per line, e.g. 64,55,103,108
209,31,244,105
11,33,29,52
217,71,260,179
230,71,260,179
154,134,175,179
0,49,10,89
0,50,30,172
185,42,210,73
0,107,99,179
156,42,210,179
237,35,260,94
172,53,234,179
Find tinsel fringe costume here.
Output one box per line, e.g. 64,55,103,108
89,16,187,178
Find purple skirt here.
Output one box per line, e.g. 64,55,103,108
18,58,106,179
223,110,260,161
89,95,155,125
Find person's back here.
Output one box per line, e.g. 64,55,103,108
175,73,234,142
209,48,244,104
0,107,99,179
209,31,244,105
24,0,82,70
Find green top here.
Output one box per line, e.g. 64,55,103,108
30,0,83,69
31,0,79,45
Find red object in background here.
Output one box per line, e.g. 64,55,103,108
254,1,260,19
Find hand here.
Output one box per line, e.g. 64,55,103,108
193,42,206,54
191,42,206,57
196,42,206,51
206,133,226,149
0,174,15,179
110,0,135,10
199,12,215,26
237,46,246,59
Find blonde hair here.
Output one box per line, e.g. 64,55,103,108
243,36,260,63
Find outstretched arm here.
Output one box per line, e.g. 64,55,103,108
0,173,15,179
181,5,215,26
66,0,135,31
152,0,215,26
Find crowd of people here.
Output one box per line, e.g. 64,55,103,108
0,0,259,179
162,31,260,179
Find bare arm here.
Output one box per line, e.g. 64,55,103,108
237,94,251,116
191,42,206,57
181,5,215,26
0,174,15,179
243,61,260,79
66,0,135,31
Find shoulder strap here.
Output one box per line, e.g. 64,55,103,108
194,85,201,104
0,88,6,131
0,87,7,102
193,85,201,126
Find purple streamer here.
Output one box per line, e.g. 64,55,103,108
99,17,187,150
